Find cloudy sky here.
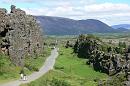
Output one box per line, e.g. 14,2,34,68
0,0,130,25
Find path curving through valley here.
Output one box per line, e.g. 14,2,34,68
1,48,59,86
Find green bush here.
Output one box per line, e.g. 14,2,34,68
24,63,39,71
50,78,71,86
102,73,126,86
0,54,11,73
54,66,64,70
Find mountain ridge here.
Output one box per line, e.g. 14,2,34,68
35,16,126,35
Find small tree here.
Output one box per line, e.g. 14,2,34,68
119,42,126,48
65,41,70,48
73,40,79,53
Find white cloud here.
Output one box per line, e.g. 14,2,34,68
85,3,130,12
83,3,130,25
2,0,130,25
50,2,130,25
2,0,37,3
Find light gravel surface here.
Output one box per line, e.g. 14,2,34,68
1,48,59,86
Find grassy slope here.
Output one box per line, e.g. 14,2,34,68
21,47,108,86
24,47,51,75
0,54,21,83
0,47,51,84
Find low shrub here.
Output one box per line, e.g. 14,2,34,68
50,78,71,86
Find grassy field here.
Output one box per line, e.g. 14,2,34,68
21,47,108,86
0,46,51,84
55,47,108,85
91,33,130,46
46,32,130,46
55,47,107,79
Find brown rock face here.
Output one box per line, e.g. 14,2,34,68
0,5,43,66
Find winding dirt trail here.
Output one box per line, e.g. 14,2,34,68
1,48,59,86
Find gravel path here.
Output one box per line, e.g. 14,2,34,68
1,48,59,86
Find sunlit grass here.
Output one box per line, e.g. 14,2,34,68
0,47,51,84
21,47,108,86
55,47,107,82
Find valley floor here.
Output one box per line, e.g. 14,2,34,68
21,47,108,86
0,48,58,86
0,47,51,85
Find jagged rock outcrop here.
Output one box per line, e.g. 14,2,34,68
73,35,130,86
0,5,43,66
88,49,125,75
73,35,130,76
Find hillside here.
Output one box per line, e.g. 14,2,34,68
36,16,121,35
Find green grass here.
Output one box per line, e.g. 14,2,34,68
55,47,107,83
0,47,51,84
0,67,21,84
0,54,21,84
21,70,100,86
21,47,108,86
93,33,130,39
21,70,82,86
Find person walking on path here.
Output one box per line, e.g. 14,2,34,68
23,74,27,81
19,70,24,80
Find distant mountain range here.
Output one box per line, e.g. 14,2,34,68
35,16,129,35
112,24,130,29
113,27,130,32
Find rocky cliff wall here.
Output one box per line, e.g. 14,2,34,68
0,5,43,66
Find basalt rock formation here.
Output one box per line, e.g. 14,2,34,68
73,35,130,75
73,35,130,86
0,5,43,66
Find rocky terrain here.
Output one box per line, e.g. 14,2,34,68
0,5,43,66
73,35,130,86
